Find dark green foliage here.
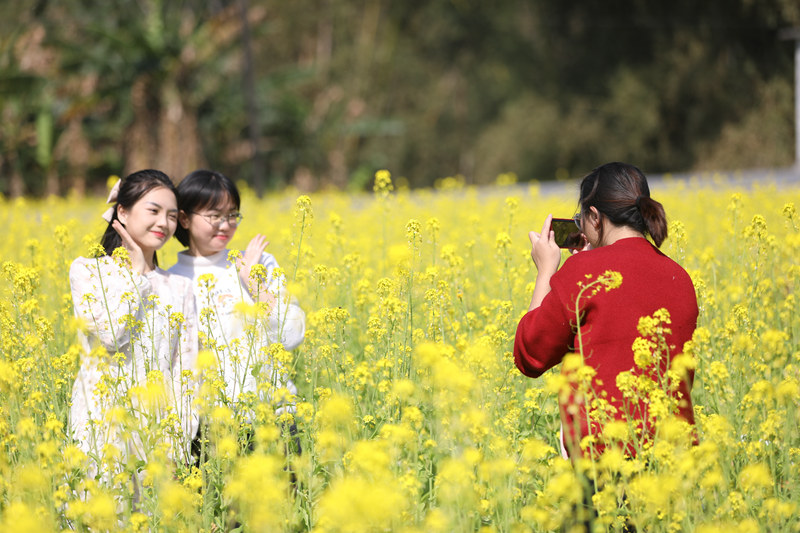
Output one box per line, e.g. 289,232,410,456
0,0,797,195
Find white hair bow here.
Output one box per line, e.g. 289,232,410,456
101,179,121,223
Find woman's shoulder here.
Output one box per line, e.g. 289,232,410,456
70,255,107,267
70,256,93,270
170,249,232,272
629,239,693,279
555,238,653,277
224,246,280,269
69,255,116,278
559,237,692,283
220,248,273,270
258,251,280,268
158,267,194,289
557,246,604,277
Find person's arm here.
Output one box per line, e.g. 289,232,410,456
69,257,154,352
272,293,306,350
514,283,574,378
515,214,578,376
257,252,306,350
526,214,563,311
236,234,278,308
170,277,200,461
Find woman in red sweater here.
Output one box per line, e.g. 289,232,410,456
514,162,698,460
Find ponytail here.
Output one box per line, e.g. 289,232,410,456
636,195,667,247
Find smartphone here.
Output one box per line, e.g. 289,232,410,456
551,218,584,249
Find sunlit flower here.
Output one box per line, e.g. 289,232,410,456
1,173,798,531
373,169,394,197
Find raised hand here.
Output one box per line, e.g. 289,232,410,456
236,234,269,288
525,215,564,312
112,220,148,274
237,234,278,307
528,214,562,277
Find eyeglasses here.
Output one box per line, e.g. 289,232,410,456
573,212,582,230
193,211,243,227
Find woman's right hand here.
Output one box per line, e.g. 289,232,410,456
237,234,278,306
112,220,147,274
237,234,269,288
529,214,562,276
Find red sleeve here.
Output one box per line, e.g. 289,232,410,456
513,283,575,378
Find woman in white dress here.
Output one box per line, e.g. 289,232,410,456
69,169,198,482
168,169,304,427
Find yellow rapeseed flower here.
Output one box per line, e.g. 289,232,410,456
0,501,52,532
737,462,772,494
317,476,408,532
373,169,394,197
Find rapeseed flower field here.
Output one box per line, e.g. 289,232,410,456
1,171,798,532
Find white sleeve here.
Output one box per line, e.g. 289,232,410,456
170,276,200,458
69,257,154,352
273,296,306,351
260,253,306,350
172,277,199,379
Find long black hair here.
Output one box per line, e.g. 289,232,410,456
578,162,668,247
99,169,177,266
174,169,241,247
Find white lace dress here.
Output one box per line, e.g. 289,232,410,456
168,249,305,416
69,256,198,472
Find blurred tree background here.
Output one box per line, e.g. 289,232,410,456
0,0,798,196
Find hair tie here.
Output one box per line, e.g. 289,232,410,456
635,194,647,210
101,178,121,223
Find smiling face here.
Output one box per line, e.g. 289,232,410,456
116,186,178,256
179,195,240,257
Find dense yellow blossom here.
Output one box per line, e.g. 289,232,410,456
0,174,798,530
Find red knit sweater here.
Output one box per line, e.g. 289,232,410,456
514,237,698,457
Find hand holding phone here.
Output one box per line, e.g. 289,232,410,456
528,214,562,275
550,218,585,249
525,215,590,311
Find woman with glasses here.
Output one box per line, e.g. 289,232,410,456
169,169,305,430
514,162,698,457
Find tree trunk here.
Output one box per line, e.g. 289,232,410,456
156,80,203,181
9,168,24,198
125,76,203,182
4,149,25,198
54,119,90,197
240,0,266,194
125,76,158,176
329,0,382,188
44,168,59,197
